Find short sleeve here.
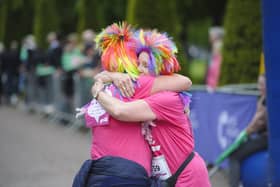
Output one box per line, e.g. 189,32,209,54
133,75,155,99
144,91,185,123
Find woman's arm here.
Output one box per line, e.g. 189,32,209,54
151,73,192,94
246,96,267,135
94,71,192,96
94,70,115,83
94,71,135,97
92,81,156,122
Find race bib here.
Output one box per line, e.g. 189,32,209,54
152,155,171,180
85,99,109,127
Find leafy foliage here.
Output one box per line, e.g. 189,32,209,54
0,2,8,42
76,0,128,33
0,0,34,44
127,0,189,75
220,0,262,84
33,0,59,48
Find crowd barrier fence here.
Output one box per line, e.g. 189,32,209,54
24,76,259,164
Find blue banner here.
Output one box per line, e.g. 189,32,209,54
262,0,280,184
189,91,258,164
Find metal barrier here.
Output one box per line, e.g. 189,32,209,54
191,83,259,95
73,73,94,109
22,75,260,159
25,72,38,109
23,71,86,129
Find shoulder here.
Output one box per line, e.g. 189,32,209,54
145,91,180,106
137,75,155,85
133,75,156,99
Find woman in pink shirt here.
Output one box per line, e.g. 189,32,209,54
91,29,211,186
92,61,211,187
73,23,192,187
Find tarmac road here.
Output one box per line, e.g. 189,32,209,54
0,107,90,187
0,106,228,187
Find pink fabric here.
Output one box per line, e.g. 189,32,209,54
90,75,155,175
84,99,110,128
207,53,222,89
144,91,211,187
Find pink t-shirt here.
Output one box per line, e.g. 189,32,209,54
207,53,222,89
90,75,155,174
145,91,211,187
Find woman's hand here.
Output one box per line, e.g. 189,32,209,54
91,80,104,99
111,73,135,97
94,71,135,97
94,71,111,83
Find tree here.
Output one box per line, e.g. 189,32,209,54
220,0,262,84
33,0,59,48
54,0,77,37
126,0,136,24
76,0,105,33
0,1,8,42
175,0,227,77
101,0,127,28
0,0,33,44
76,0,128,34
128,0,180,39
127,0,189,75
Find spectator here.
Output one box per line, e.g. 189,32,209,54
80,29,100,77
228,74,268,187
46,32,63,70
206,27,224,91
78,42,101,106
82,29,95,47
1,41,21,105
19,35,38,105
61,33,82,113
0,42,4,104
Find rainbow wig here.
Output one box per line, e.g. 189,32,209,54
95,22,139,78
135,29,181,76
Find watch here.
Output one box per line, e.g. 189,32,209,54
93,87,103,100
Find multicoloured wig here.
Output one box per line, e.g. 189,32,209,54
95,22,139,78
134,29,181,76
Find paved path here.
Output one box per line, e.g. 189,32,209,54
0,107,90,187
0,106,229,187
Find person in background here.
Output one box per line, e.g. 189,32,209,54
19,35,38,106
61,33,82,113
18,36,30,100
80,29,101,77
78,42,101,106
81,29,95,47
0,42,5,105
33,32,62,108
46,32,63,72
228,74,268,187
206,27,224,92
1,41,21,105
